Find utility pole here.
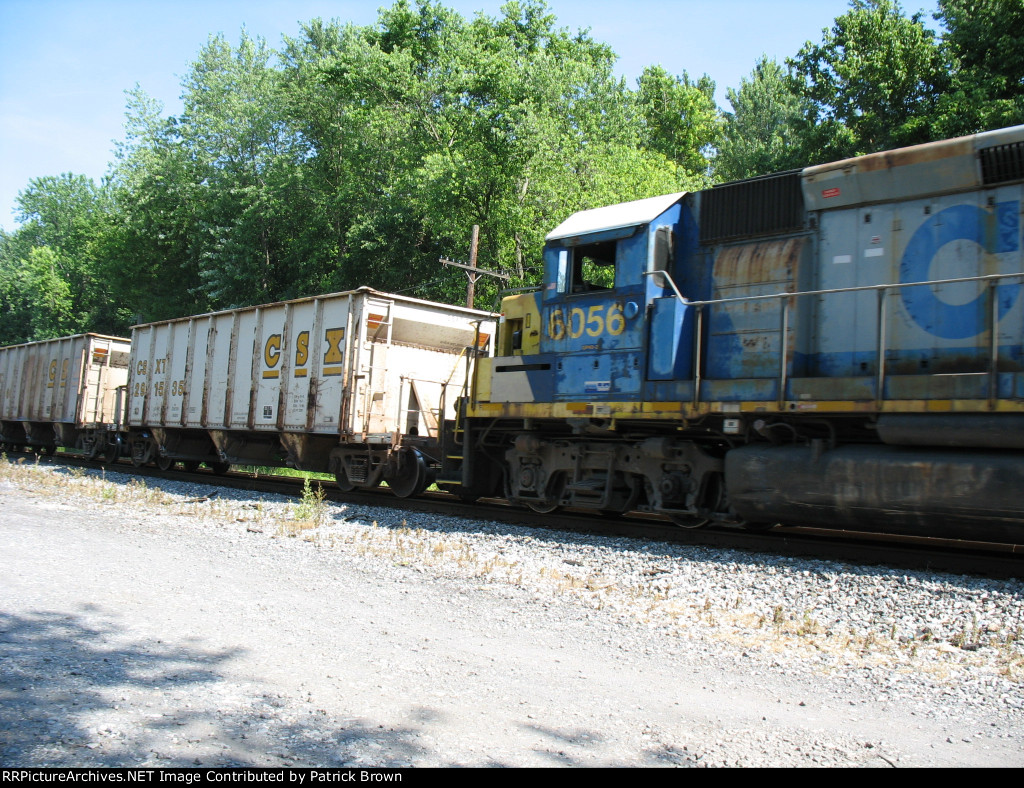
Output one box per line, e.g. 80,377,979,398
440,225,509,309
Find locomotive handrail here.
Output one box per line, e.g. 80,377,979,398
645,270,1024,408
673,271,1024,308
641,269,688,303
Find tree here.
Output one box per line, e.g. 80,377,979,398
102,88,207,324
0,173,119,344
788,0,943,159
933,0,1024,136
278,0,692,305
716,57,809,181
182,31,307,307
635,66,720,182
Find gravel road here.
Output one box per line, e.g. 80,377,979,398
1,458,1022,767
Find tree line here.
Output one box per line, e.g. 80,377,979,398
1,0,1021,345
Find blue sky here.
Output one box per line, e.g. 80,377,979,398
0,0,941,232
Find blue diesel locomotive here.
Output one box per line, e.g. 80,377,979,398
452,125,1024,541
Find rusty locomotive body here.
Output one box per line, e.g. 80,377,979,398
2,127,1023,541
453,125,1024,541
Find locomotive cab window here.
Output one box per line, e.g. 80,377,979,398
556,240,617,295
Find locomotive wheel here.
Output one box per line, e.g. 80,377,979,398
388,450,429,498
210,461,231,476
666,473,725,529
667,513,710,529
334,465,356,492
156,455,174,471
525,498,561,514
524,474,564,514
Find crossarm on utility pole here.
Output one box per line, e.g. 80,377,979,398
440,225,509,309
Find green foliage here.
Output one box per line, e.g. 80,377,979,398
932,0,1024,136
787,0,943,160
0,174,119,344
636,66,721,183
275,0,691,306
717,57,809,181
294,476,328,526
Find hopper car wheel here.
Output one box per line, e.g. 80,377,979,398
131,442,153,468
103,443,119,465
156,456,174,471
210,461,231,476
182,461,201,473
389,450,430,498
334,466,356,493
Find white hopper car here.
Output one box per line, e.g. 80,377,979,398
0,289,494,497
0,333,131,459
123,287,494,495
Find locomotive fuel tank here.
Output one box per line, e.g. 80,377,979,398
725,443,1024,541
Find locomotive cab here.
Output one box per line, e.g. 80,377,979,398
486,192,693,406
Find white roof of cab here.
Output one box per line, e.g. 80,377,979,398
545,192,686,242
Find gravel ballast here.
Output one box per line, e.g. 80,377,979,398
1,458,1022,767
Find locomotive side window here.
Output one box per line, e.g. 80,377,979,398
556,240,617,294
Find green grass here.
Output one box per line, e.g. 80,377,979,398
234,464,334,482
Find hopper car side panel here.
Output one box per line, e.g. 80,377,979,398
0,334,130,452
125,287,494,487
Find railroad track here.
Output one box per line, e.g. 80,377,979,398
12,449,1024,579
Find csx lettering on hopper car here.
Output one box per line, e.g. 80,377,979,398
1,125,1023,542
